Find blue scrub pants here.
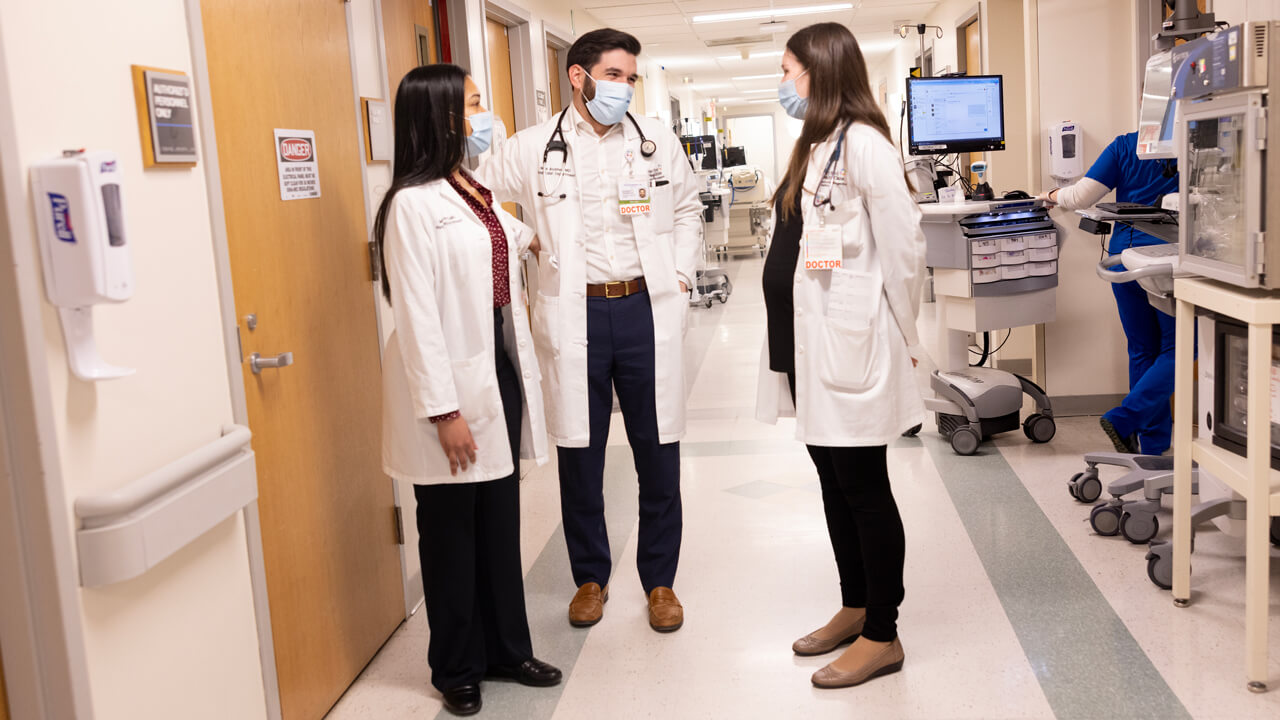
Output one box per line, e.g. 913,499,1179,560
1105,273,1176,455
557,289,683,594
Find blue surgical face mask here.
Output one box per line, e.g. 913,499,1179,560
584,73,634,126
464,111,493,156
778,70,810,120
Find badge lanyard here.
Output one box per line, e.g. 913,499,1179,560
805,123,852,268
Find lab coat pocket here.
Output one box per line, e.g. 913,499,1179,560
818,320,880,392
451,353,501,422
532,293,560,354
824,199,867,257
817,268,882,392
650,183,674,234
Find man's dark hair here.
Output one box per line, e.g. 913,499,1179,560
565,28,641,75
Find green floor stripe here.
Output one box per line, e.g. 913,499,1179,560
921,435,1190,720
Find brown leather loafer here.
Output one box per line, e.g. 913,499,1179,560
811,638,905,689
647,587,683,633
792,615,865,656
568,582,607,627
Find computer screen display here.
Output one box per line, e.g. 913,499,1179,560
906,75,1006,155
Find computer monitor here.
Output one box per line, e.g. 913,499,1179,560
906,75,1006,155
722,146,746,168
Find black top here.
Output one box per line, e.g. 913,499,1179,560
763,190,805,374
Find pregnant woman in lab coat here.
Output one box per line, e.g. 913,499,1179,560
756,23,927,689
375,64,559,716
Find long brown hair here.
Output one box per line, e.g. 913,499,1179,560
774,23,898,220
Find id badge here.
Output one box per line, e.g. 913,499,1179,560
803,226,843,270
618,179,652,216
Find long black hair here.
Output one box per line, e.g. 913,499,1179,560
374,63,468,303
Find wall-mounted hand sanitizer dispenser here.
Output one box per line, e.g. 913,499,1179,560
1048,121,1084,183
30,150,135,381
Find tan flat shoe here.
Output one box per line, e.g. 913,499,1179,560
792,615,865,656
811,638,905,689
568,582,608,627
647,587,683,633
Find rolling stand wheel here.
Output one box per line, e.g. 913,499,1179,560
1120,510,1159,544
1069,470,1102,504
1146,543,1174,590
901,424,922,438
1022,413,1056,443
704,297,713,308
950,426,980,456
1090,503,1122,536
718,294,727,303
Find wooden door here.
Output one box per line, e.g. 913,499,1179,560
964,18,982,185
547,46,562,112
383,0,437,98
486,17,519,216
200,2,404,718
0,646,9,720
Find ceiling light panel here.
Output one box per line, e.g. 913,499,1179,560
585,2,682,20
692,3,855,24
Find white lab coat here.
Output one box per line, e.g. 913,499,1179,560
756,123,927,447
381,180,548,485
477,111,704,447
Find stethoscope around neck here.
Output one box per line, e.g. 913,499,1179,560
537,107,658,199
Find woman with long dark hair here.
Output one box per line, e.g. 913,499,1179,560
755,23,927,688
376,63,560,716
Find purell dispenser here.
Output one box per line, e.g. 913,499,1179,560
30,150,135,380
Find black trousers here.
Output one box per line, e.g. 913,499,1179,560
415,308,532,690
789,373,905,642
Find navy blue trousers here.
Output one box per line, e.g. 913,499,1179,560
557,290,683,594
1105,274,1176,455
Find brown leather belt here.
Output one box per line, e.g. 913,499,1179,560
586,278,647,299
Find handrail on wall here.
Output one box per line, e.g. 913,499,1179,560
74,424,257,587
76,424,251,529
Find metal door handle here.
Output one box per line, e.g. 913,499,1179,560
249,351,294,374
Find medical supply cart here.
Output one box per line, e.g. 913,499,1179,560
920,199,1060,454
1171,278,1280,693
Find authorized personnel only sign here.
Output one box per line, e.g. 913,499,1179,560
274,128,321,201
144,70,197,163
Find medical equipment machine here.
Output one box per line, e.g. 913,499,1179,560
1137,51,1178,159
905,158,937,203
30,149,135,381
720,167,770,259
906,75,1006,155
920,200,1059,455
1175,22,1280,289
692,190,732,308
1047,121,1083,182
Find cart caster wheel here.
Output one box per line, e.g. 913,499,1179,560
1247,681,1267,693
1146,543,1172,589
1067,472,1083,500
1090,503,1122,536
704,298,713,308
950,427,980,455
1075,472,1103,504
1147,551,1173,590
718,294,727,303
901,423,922,438
1022,414,1056,443
1120,511,1159,544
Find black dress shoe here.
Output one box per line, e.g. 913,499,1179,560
487,658,563,687
441,684,482,716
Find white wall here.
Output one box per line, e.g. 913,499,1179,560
1214,0,1280,23
0,1,267,719
1033,0,1138,399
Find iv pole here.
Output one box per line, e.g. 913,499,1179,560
896,23,944,77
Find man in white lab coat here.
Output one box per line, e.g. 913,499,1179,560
478,28,703,633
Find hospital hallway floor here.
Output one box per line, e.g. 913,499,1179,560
329,257,1280,720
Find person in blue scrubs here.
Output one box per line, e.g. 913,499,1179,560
1043,132,1180,454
